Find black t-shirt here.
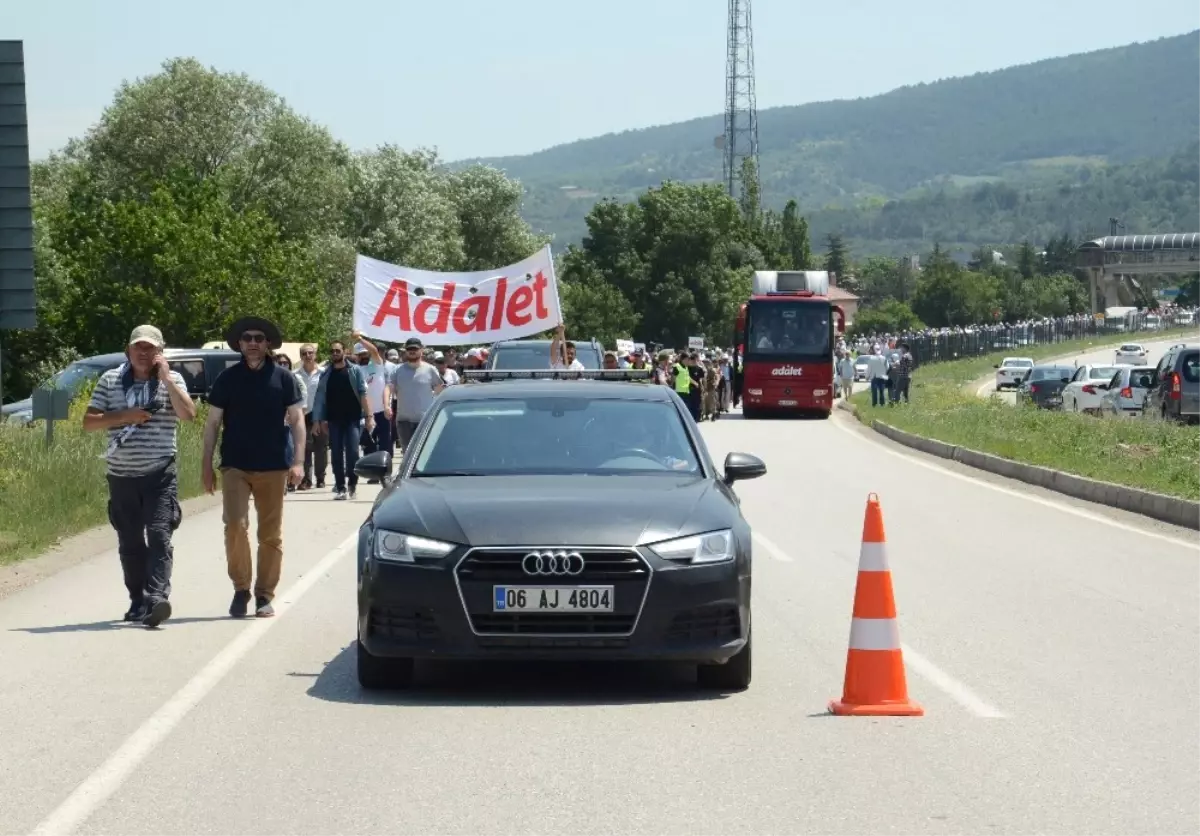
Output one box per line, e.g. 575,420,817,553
208,359,302,472
324,364,362,423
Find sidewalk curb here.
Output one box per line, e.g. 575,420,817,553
837,400,1200,530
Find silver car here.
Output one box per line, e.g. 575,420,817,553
1099,366,1155,418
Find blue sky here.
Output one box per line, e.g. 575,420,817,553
9,0,1199,162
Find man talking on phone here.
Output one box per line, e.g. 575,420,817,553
83,325,196,628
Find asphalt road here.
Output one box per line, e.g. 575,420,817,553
2,406,1198,835
976,333,1199,403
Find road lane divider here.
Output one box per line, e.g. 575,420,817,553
751,532,793,561
829,494,924,717
28,530,361,836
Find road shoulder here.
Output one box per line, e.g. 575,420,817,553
0,493,224,602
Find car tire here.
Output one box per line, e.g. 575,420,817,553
697,631,751,691
356,640,414,690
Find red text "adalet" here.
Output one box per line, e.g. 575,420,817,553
371,272,551,335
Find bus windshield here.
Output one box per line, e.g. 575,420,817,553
744,299,832,360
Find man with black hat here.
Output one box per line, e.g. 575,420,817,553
201,316,305,619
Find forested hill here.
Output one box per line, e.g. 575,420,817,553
458,31,1199,249
804,141,1200,258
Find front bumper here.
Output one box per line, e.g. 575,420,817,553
358,542,750,664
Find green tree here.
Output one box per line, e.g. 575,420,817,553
1176,273,1200,308
912,247,1002,327
780,200,812,269
824,233,849,281
1017,240,1037,279
849,300,924,337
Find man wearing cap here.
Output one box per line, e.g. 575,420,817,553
433,351,459,386
83,325,196,628
202,316,305,619
392,336,444,452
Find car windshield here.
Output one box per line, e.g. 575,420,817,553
1118,345,1142,352
1089,366,1120,380
1003,360,1034,368
491,344,601,370
412,397,700,476
49,361,113,391
1029,366,1072,381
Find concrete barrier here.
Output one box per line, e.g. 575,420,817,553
840,400,1200,531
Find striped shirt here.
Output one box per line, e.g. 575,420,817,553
89,367,186,477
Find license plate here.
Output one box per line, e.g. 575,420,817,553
493,586,614,613
778,399,798,406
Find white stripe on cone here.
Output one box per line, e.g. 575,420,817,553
857,541,889,572
848,617,901,651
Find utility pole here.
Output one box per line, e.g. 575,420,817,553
723,0,760,209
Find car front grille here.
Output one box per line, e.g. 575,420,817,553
457,548,648,582
456,547,651,637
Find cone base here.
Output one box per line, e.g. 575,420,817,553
828,699,924,717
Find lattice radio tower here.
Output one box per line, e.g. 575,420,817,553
722,0,760,206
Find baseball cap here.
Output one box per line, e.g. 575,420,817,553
404,337,423,349
353,342,368,354
467,347,482,359
433,351,445,361
128,325,165,349
386,349,400,361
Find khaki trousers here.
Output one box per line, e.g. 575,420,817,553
221,468,288,601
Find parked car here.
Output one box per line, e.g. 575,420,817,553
1144,344,1199,424
1060,364,1126,415
1099,366,1156,418
994,357,1035,391
1114,343,1148,364
1016,365,1074,410
1,348,241,426
853,356,869,382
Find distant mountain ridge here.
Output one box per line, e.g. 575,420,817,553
455,31,1200,251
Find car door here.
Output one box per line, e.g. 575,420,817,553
1100,370,1122,415
1145,350,1173,417
167,357,208,398
1063,366,1087,410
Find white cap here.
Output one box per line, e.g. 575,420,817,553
433,351,445,361
353,342,367,354
467,348,483,359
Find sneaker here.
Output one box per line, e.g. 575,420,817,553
334,489,347,501
229,589,252,618
316,479,325,489
124,601,146,622
348,488,357,500
255,596,275,618
142,599,172,628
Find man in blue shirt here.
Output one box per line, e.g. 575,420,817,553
202,316,305,619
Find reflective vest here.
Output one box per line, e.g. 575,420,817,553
673,363,691,394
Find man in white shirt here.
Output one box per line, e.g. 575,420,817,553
866,349,891,407
549,324,585,371
296,343,326,489
351,334,393,456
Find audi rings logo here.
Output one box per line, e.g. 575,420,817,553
522,550,585,576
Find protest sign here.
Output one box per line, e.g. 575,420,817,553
353,247,562,345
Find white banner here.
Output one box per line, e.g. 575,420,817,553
353,247,562,346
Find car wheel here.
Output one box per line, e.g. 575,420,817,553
356,640,414,690
697,632,751,691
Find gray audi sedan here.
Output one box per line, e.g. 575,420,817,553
351,369,766,692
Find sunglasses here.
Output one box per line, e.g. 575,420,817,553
241,333,267,344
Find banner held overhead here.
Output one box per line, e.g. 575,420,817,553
353,246,562,346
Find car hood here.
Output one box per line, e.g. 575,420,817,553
372,474,731,547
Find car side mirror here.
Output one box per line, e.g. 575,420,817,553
723,452,766,486
354,450,393,485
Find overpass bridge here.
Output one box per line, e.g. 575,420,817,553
1077,233,1199,312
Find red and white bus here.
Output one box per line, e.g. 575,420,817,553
732,271,846,419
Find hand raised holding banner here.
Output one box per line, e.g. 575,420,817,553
352,247,563,346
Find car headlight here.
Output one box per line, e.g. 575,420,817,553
373,530,456,564
648,530,735,565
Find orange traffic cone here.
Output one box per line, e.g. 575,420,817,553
829,493,923,716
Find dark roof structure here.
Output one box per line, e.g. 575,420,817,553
1079,233,1200,252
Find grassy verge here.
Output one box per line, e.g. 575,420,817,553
850,328,1200,501
0,394,212,565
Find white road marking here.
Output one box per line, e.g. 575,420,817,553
752,532,793,561
832,418,1199,552
29,531,360,836
901,643,1008,719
